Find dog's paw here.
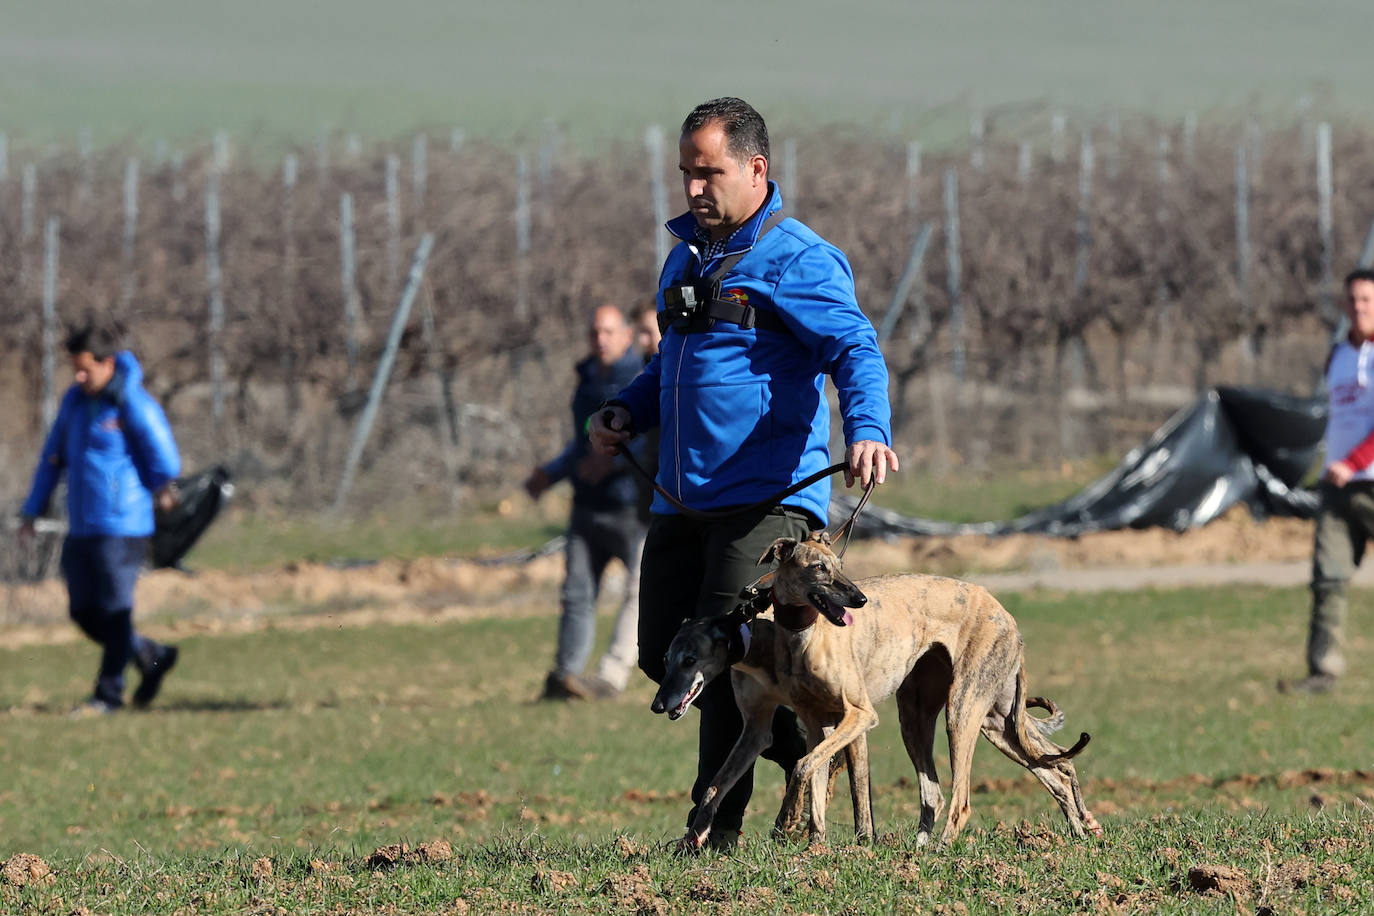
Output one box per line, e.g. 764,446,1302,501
673,832,706,857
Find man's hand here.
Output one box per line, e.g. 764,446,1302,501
1326,460,1356,488
844,440,900,488
155,482,180,515
589,406,633,456
524,467,552,500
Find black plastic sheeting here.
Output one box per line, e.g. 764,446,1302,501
830,387,1328,539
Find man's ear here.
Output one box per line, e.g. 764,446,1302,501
759,537,797,566
749,154,768,187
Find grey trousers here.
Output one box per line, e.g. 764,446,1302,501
1308,480,1374,677
553,505,646,686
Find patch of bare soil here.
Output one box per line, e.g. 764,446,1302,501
0,507,1328,647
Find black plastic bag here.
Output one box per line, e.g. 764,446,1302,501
150,465,234,570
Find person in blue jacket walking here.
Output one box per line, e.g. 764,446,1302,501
591,98,899,852
18,318,183,714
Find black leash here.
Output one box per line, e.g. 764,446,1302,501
609,412,876,558
618,443,847,524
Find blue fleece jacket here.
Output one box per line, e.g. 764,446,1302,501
22,350,181,537
616,183,891,522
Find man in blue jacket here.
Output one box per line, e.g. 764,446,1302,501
18,319,183,714
590,98,899,851
525,305,647,700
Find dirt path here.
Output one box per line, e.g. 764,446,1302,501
1,507,1351,648
977,559,1374,593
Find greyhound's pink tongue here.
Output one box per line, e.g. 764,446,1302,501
842,610,854,627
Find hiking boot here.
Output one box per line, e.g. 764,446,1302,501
1277,674,1337,695
540,671,587,701
71,697,120,718
132,645,179,708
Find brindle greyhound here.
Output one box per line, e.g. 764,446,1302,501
656,530,1101,849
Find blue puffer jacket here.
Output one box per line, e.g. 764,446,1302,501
22,350,181,537
617,183,891,523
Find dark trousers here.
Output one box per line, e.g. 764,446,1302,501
61,536,156,707
638,505,815,834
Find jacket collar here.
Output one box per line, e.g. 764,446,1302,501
665,180,783,256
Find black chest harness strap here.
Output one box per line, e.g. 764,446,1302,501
658,210,790,335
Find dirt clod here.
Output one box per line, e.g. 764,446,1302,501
366,844,409,870
249,857,273,881
1188,863,1250,896
2,854,54,887
415,841,453,865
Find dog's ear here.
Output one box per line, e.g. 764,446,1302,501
809,530,832,547
759,537,798,566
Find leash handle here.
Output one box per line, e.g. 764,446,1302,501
832,476,877,560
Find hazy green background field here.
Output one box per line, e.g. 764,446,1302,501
2,0,1369,146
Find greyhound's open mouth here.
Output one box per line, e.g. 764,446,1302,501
668,672,706,720
809,592,855,627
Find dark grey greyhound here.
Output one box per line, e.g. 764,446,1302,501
651,599,873,848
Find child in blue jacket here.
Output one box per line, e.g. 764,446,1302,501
19,318,183,713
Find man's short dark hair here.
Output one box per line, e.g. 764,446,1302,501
1345,269,1374,294
681,97,770,166
65,314,126,361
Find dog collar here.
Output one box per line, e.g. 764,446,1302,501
772,602,819,632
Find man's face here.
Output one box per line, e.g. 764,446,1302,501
589,307,633,367
1347,279,1374,343
72,351,116,396
679,121,768,241
635,310,661,358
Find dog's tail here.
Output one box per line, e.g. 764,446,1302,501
1025,696,1065,737
1014,665,1090,764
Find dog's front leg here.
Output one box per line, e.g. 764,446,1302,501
781,705,879,846
682,695,780,851
845,735,875,843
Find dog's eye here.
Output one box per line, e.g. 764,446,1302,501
682,656,696,666
809,562,826,570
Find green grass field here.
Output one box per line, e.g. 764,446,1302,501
1,0,1369,147
3,583,1371,913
